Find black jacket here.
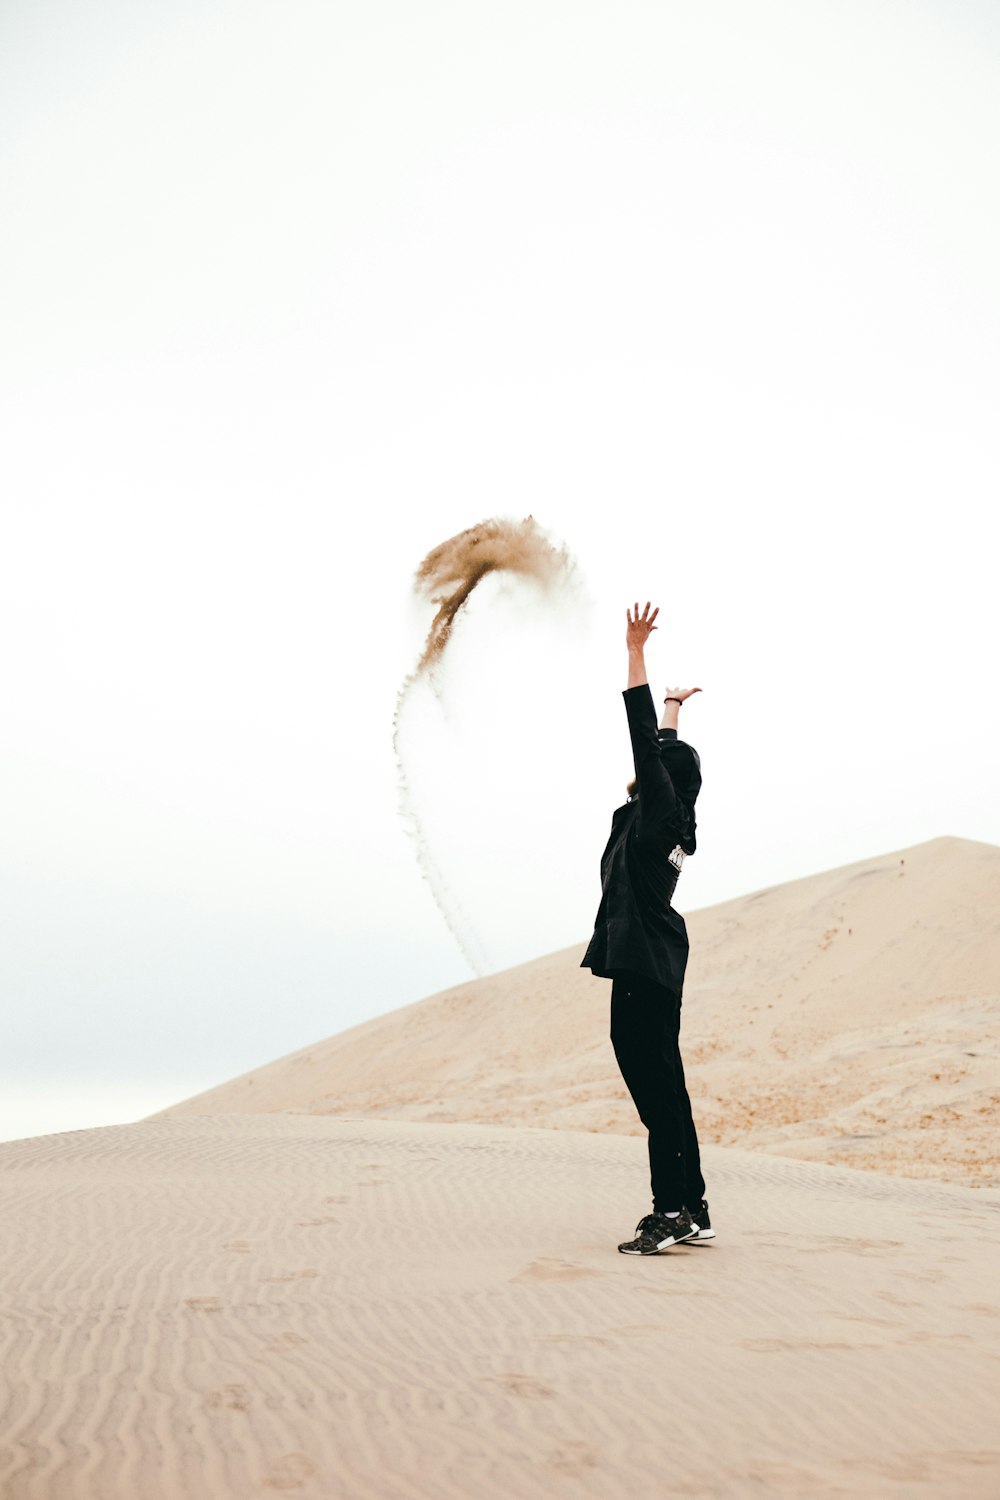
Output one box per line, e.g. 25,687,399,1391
580,684,692,994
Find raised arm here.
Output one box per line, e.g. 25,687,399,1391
623,602,701,826
625,603,701,715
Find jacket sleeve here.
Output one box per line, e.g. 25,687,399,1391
623,685,679,834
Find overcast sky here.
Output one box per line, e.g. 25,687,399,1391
3,0,998,1142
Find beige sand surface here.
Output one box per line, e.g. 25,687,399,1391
155,837,1000,1188
7,836,997,1497
1,1113,998,1500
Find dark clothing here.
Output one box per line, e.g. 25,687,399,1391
583,682,706,1213
580,684,692,994
610,971,706,1212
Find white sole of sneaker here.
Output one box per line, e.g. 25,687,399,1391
689,1229,716,1242
653,1229,699,1250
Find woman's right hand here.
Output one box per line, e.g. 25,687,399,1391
626,601,659,653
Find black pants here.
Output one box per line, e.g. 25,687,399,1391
610,970,706,1213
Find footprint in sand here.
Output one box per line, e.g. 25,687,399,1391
183,1296,222,1312
263,1331,310,1353
878,1290,922,1309
480,1372,554,1399
264,1269,320,1283
262,1452,318,1490
221,1241,251,1254
831,1314,904,1330
206,1383,250,1411
296,1216,339,1227
548,1440,599,1471
511,1259,603,1284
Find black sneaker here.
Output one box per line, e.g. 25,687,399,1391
688,1199,716,1242
618,1208,699,1255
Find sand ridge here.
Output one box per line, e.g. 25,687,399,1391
1,1113,998,1500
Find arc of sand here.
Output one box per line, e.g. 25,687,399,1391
394,516,577,974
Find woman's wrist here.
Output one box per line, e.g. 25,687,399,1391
659,696,681,730
626,646,648,690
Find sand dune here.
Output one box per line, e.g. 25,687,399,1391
1,1114,998,1500
6,837,999,1498
153,836,1000,1188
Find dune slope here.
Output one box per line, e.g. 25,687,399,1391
153,837,1000,1187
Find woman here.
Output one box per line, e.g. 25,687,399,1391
581,602,714,1254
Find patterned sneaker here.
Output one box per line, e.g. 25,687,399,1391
618,1208,699,1255
688,1199,716,1242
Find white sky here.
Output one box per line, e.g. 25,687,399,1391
2,0,998,1140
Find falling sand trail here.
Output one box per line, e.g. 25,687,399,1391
393,516,578,973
